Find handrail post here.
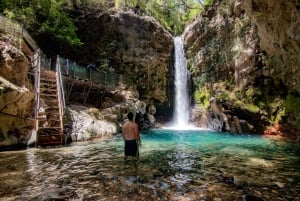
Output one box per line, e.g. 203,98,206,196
66,59,69,76
34,49,41,147
56,55,65,145
89,67,91,82
105,72,107,87
56,55,66,111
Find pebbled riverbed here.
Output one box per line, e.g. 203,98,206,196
0,129,300,201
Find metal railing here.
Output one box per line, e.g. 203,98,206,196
0,14,119,88
32,52,119,91
59,57,119,88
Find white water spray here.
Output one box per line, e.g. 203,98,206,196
172,36,190,129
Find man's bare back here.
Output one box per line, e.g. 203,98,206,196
122,112,141,158
122,121,140,141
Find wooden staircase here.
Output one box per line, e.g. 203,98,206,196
33,51,64,147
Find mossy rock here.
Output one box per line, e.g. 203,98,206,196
245,103,260,113
245,87,262,101
253,95,265,108
285,93,300,129
194,88,210,109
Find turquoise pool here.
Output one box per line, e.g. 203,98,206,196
0,129,299,200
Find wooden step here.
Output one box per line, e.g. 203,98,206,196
44,99,59,103
40,92,57,96
43,101,59,106
38,119,61,122
40,84,57,88
40,81,56,85
45,109,60,113
45,118,61,121
38,134,62,137
40,78,56,82
38,129,63,135
38,127,62,130
45,106,59,109
44,101,59,104
40,93,58,97
40,81,56,86
40,80,56,84
40,94,58,98
40,93,58,98
40,87,57,92
37,117,47,120
37,112,60,115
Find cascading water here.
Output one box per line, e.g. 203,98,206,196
173,36,190,129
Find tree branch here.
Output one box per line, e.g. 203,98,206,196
0,76,28,93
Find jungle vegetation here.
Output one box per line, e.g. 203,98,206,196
0,0,213,46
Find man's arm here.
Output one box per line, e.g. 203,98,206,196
122,125,126,141
135,123,141,145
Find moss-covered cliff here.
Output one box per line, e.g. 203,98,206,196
184,0,300,138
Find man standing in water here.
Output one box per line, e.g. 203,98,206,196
122,112,141,160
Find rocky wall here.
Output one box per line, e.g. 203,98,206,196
44,10,174,116
0,35,34,149
183,0,300,138
65,89,156,141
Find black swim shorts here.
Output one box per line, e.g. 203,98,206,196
125,140,139,157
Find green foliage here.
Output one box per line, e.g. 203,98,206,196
204,0,213,6
267,97,284,123
0,0,214,44
39,0,82,46
245,103,260,113
194,87,210,109
114,0,204,35
0,0,82,46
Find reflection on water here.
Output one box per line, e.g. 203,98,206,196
0,129,300,201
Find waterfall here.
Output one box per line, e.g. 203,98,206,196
173,36,190,128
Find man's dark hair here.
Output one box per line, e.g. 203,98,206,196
127,112,134,121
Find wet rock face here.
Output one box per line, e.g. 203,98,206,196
243,0,300,93
184,0,300,136
64,11,173,108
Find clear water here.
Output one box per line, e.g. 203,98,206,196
0,129,300,201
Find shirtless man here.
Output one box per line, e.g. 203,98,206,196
122,112,141,159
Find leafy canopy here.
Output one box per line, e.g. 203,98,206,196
0,0,213,45
0,0,82,46
115,0,211,35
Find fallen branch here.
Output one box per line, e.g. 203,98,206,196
0,75,28,93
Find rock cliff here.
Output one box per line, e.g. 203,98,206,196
0,34,34,149
56,10,174,140
184,0,300,138
40,10,174,115
0,9,173,149
1,0,300,150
